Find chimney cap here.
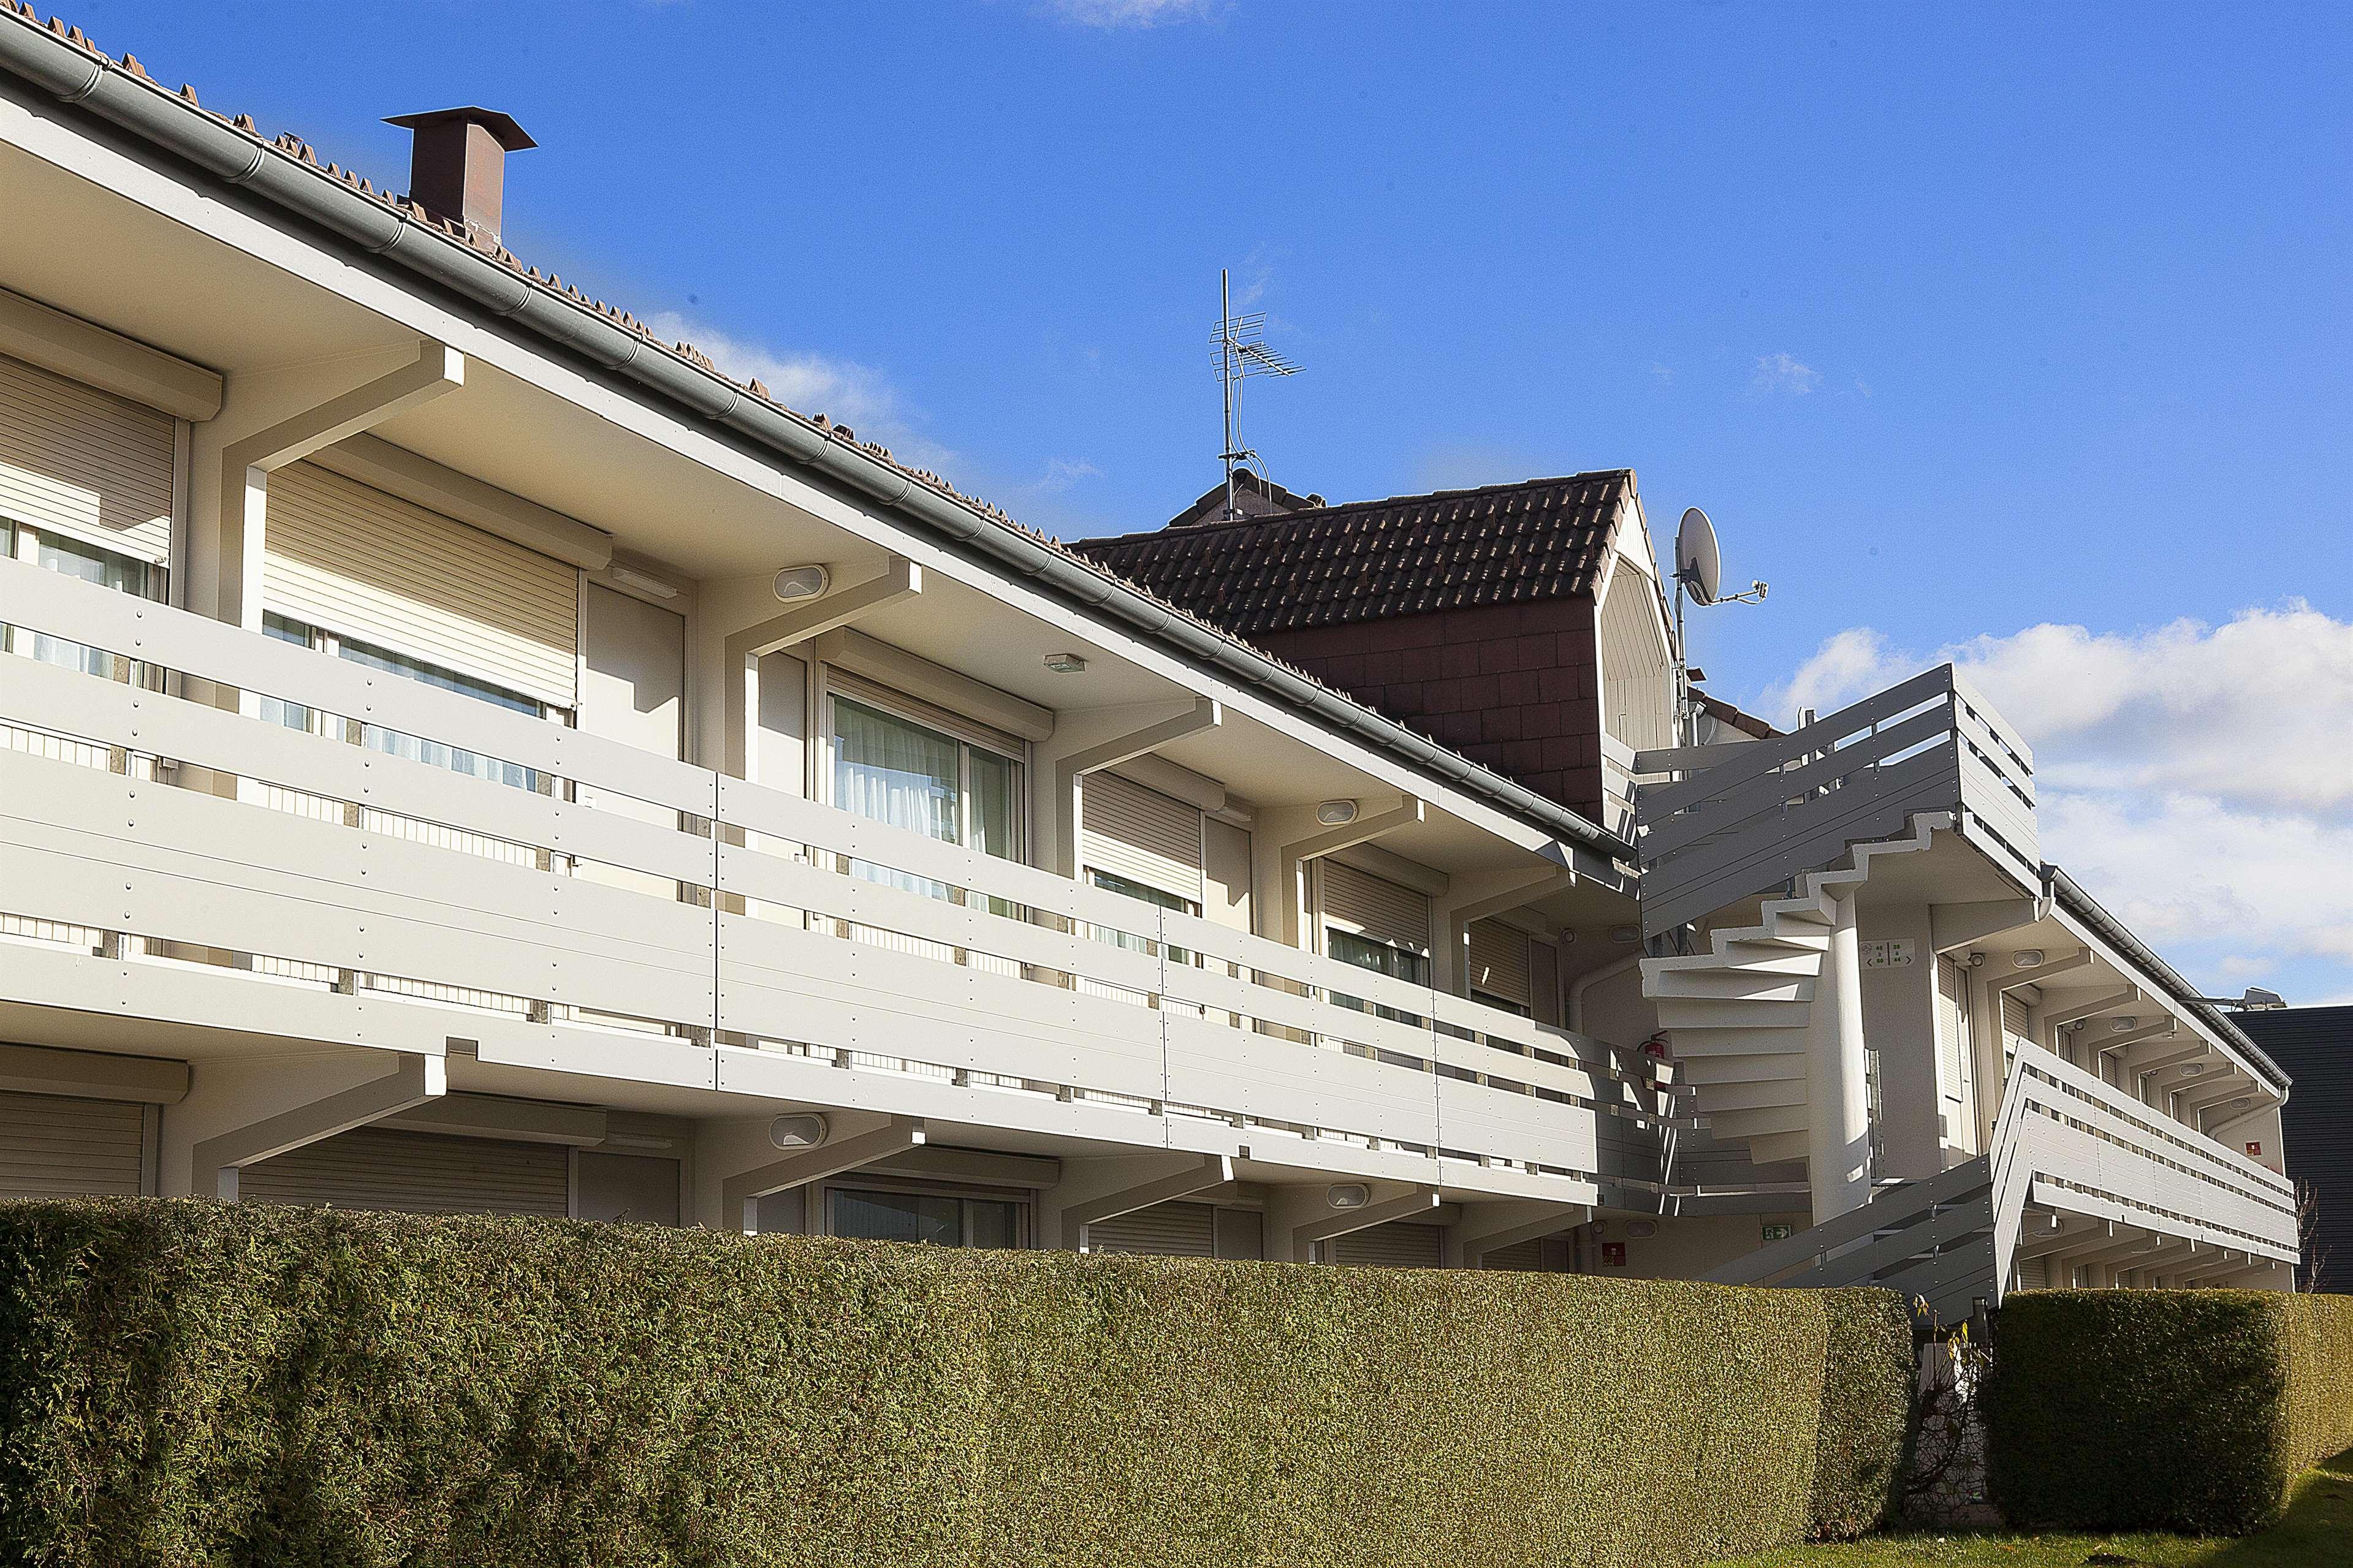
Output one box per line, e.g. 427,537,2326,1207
384,107,536,152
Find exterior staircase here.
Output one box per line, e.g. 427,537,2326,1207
1641,813,1947,1170
1705,1155,2000,1325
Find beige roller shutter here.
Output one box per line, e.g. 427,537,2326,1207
1329,1219,1442,1269
265,461,578,708
238,1126,569,1216
2002,994,2034,1058
0,1090,145,1197
0,352,173,562
1081,771,1203,902
1937,958,1973,1088
1468,919,1532,1009
1087,1200,1216,1257
1321,860,1430,954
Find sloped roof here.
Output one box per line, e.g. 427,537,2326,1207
1072,471,1633,637
0,4,1635,858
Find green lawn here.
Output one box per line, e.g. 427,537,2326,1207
1708,1451,2353,1568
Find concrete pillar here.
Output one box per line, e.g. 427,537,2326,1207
1807,892,1872,1224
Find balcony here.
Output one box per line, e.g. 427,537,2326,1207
1636,664,2040,937
0,556,1670,1206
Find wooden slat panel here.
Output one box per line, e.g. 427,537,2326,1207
0,353,172,562
265,463,578,709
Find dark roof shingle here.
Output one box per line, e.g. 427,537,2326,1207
1071,471,1633,638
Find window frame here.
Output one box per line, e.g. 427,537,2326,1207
820,674,1028,865
816,1174,1032,1250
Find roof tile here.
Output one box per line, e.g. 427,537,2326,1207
1071,472,1632,638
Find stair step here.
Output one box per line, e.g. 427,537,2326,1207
1711,1103,1811,1138
1687,1078,1807,1112
1674,1055,1807,1086
1654,1001,1815,1031
1749,1130,1811,1166
1649,972,1815,1003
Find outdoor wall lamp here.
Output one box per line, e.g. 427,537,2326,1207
773,564,831,602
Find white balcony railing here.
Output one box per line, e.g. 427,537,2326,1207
1635,664,2040,936
0,556,1669,1203
1994,1042,2299,1268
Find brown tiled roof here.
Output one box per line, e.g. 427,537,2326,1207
1071,472,1633,638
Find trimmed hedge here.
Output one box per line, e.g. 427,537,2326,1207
0,1199,1912,1567
1986,1289,2353,1536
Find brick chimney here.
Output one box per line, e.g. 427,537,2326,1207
383,107,535,244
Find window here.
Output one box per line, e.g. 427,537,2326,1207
260,614,544,790
1087,868,1195,963
826,1186,1023,1249
830,691,1022,896
1472,990,1531,1018
1,520,161,679
1327,928,1431,1025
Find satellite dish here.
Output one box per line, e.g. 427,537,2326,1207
1675,506,1722,606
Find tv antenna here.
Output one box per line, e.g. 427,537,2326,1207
1671,506,1769,745
1210,267,1300,520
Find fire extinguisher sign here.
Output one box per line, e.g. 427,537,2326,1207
2246,1141,2264,1158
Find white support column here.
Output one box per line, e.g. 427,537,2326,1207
1432,865,1572,999
718,1116,926,1233
1252,795,1424,949
1040,697,1222,879
1806,890,1871,1225
203,341,466,632
723,557,922,782
189,1051,444,1201
1266,1183,1440,1263
1044,1152,1234,1251
1443,1199,1589,1268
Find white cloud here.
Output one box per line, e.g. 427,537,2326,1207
1030,457,1104,494
644,311,955,473
1751,351,1820,396
1040,0,1220,27
1758,605,2353,815
1754,603,2353,1002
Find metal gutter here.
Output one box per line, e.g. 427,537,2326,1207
0,12,1631,863
2045,865,2291,1091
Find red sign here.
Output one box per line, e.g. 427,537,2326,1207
2246,1141,2264,1157
1600,1242,1628,1268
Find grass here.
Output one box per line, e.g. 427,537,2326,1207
1706,1450,2353,1568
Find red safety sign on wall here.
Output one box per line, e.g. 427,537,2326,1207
2247,1141,2264,1157
1600,1242,1627,1268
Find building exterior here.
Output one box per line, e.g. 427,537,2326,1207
0,9,2300,1313
2233,1006,2352,1290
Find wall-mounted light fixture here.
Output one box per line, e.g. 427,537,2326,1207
1043,651,1089,674
2012,949,2046,969
1326,1183,1370,1210
2110,1017,2139,1033
769,1113,829,1149
774,564,831,602
1611,925,1642,945
1316,799,1358,826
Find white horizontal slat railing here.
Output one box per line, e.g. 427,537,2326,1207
1634,664,2040,936
2001,1043,2298,1262
0,557,1668,1196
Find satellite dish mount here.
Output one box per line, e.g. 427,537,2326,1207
1671,506,1769,745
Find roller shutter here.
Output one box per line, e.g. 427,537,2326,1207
265,461,579,708
1081,771,1203,902
1329,1219,1442,1269
1468,919,1532,1009
0,352,173,563
1087,1199,1216,1257
1938,958,1973,1088
0,1090,145,1197
1320,860,1430,954
2002,994,2034,1058
238,1126,570,1216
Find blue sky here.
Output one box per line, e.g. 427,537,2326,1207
72,1,2353,1003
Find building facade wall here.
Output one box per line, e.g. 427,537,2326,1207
1248,598,1605,820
